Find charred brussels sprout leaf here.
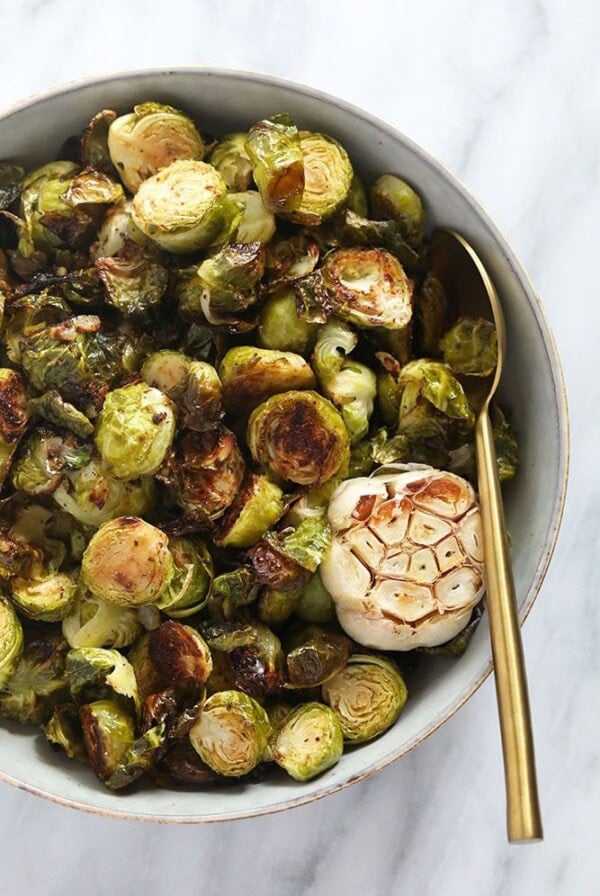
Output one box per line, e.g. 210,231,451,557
81,109,117,173
285,131,353,226
105,722,167,790
322,654,407,742
273,702,343,781
189,689,270,777
96,242,168,317
92,200,148,259
108,102,205,193
220,346,316,415
26,391,94,439
440,317,498,376
0,368,29,488
149,621,212,691
95,383,176,479
0,633,68,724
66,647,139,712
201,621,284,699
248,390,349,487
492,406,519,482
81,517,174,608
132,160,241,253
209,132,253,192
265,234,320,286
0,598,24,689
370,174,425,248
264,518,332,575
415,271,447,357
155,537,213,618
44,703,86,760
399,359,474,422
0,161,25,210
197,241,265,317
245,114,305,213
208,567,260,620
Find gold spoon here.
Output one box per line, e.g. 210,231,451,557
429,228,543,844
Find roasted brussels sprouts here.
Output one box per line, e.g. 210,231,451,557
398,359,474,423
155,537,213,617
81,517,174,607
258,287,318,354
0,160,24,210
96,242,168,317
370,174,425,248
44,703,86,759
163,426,245,519
62,590,143,649
10,571,77,622
214,473,284,549
208,567,260,621
285,625,352,689
0,368,28,488
322,654,407,742
201,620,284,699
104,722,166,790
0,632,67,724
189,689,270,777
95,383,176,479
273,702,343,781
228,191,277,243
312,320,377,443
180,361,224,427
245,114,304,213
63,167,124,207
440,317,498,376
140,350,192,397
26,391,94,439
132,160,240,253
257,587,302,627
11,427,90,496
197,241,265,317
248,391,349,486
415,271,447,356
286,131,353,226
149,621,212,691
53,457,154,528
17,161,84,257
81,108,117,173
296,572,335,625
220,346,316,415
0,598,24,688
209,133,253,192
346,174,368,217
265,234,320,285
320,248,413,330
79,698,135,779
92,200,149,259
108,102,205,193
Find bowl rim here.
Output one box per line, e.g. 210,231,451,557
0,65,570,824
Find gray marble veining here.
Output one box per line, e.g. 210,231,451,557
0,1,598,893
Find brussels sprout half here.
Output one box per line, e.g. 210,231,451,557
440,317,498,376
0,634,68,725
96,242,168,317
273,702,343,781
53,457,155,528
248,390,349,487
189,689,270,777
245,114,304,213
370,174,425,249
108,102,205,193
79,698,135,779
214,473,284,549
81,517,174,608
62,590,143,649
0,368,29,489
228,191,277,243
209,133,253,192
220,346,316,416
285,131,353,226
155,537,213,618
10,572,77,622
132,160,241,253
95,383,176,480
322,654,408,743
258,287,319,355
0,598,24,689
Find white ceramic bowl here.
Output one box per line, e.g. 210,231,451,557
0,68,568,822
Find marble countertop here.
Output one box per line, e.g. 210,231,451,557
0,1,597,893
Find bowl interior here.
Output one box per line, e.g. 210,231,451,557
0,69,568,822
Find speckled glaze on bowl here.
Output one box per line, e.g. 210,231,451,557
0,67,569,823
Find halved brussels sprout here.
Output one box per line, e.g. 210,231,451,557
440,317,498,376
220,346,316,415
95,383,176,479
0,368,28,489
62,589,143,648
228,191,277,243
248,390,349,487
247,538,311,593
91,200,149,259
265,234,320,285
181,361,224,428
53,457,155,528
155,537,213,618
322,654,407,742
132,160,241,253
149,621,213,691
127,633,162,701
0,632,67,724
257,587,302,627
245,114,304,213
96,242,168,317
163,426,245,519
321,248,413,330
214,473,284,549
0,598,24,688
273,702,343,781
197,241,265,317
79,698,135,779
201,621,284,700
81,109,117,172
312,320,377,444
141,350,191,396
17,161,84,257
189,689,270,777
12,427,90,496
296,571,335,625
207,567,260,621
44,703,86,760
285,625,352,689
286,131,353,226
63,167,124,207
66,647,139,711
209,133,253,192
415,271,447,357
0,160,24,210
10,572,77,622
108,102,205,193
398,359,474,423
346,174,368,217
370,174,425,249
26,390,94,439
258,287,319,355
81,517,174,607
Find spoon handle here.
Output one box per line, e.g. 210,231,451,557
475,410,543,843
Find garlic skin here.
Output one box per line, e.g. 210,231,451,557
320,467,485,650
